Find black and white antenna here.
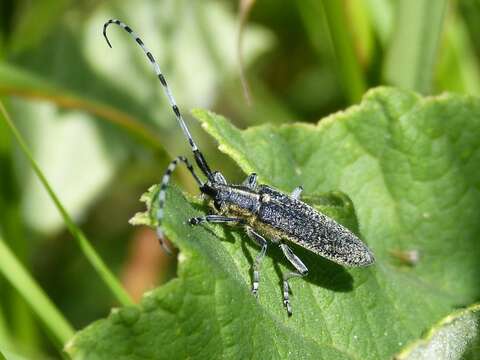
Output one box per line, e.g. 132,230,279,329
103,19,213,180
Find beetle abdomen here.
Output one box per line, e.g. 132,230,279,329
256,185,374,267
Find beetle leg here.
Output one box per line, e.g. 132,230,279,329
291,186,303,200
155,156,203,253
189,215,244,225
245,227,268,298
212,171,227,184
279,242,308,316
242,173,257,190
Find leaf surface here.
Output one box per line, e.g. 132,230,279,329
395,304,480,360
67,87,480,359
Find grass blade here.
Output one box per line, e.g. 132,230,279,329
0,101,134,307
320,0,368,103
0,309,10,349
0,235,74,345
384,0,448,93
0,123,39,354
436,12,480,96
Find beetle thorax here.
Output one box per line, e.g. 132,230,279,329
213,184,260,218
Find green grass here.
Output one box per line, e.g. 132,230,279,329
0,102,133,307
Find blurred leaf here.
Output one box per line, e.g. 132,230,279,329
13,99,119,234
0,59,166,234
458,0,480,59
298,0,332,59
436,11,480,96
0,350,28,360
237,0,257,105
222,77,298,126
68,87,480,359
0,57,166,234
0,62,164,152
0,234,74,347
395,304,480,360
343,0,374,67
384,0,447,93
8,0,71,54
0,309,9,352
364,0,394,45
83,0,273,147
0,102,133,307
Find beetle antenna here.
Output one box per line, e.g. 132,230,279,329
103,19,213,179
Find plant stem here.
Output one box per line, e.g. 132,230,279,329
0,108,40,352
0,101,134,307
0,307,10,350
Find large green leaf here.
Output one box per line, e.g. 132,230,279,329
66,87,480,359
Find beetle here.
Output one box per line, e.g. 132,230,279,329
103,19,375,316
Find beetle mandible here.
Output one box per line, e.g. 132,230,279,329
103,19,375,316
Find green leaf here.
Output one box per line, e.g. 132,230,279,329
395,304,480,360
436,12,480,96
7,0,71,55
67,87,480,359
0,347,30,360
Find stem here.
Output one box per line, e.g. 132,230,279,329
0,235,74,345
0,307,10,350
0,101,134,307
0,121,39,352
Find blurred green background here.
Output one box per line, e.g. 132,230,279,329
0,0,479,358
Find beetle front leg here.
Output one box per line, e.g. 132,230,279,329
245,227,268,298
279,242,308,316
189,215,244,225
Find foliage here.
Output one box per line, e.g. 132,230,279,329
1,0,480,358
68,88,480,359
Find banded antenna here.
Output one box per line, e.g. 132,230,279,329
103,19,213,180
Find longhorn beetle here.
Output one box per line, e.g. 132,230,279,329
103,19,375,316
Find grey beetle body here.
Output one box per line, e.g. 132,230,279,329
207,182,374,267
